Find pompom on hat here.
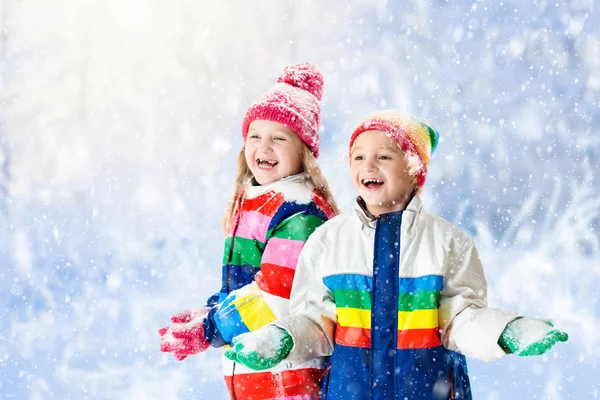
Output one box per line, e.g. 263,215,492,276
349,110,440,189
242,63,324,157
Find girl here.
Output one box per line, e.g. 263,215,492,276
159,63,339,399
225,110,568,399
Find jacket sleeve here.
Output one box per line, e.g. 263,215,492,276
257,208,327,300
205,205,328,347
271,227,337,367
439,238,520,362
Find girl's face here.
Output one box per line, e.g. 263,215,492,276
245,120,304,185
350,130,414,216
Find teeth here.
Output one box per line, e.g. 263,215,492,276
258,159,277,168
363,178,383,184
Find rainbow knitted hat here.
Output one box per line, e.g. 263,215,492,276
349,110,439,188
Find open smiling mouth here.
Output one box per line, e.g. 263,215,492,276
362,178,384,189
257,159,278,169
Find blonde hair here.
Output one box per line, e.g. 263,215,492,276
222,145,340,233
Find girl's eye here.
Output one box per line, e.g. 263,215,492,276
249,134,260,139
379,155,391,160
274,136,286,141
353,155,363,161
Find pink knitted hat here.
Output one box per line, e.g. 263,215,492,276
241,63,324,158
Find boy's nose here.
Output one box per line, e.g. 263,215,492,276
364,159,377,171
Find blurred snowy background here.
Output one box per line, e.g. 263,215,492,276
0,0,598,399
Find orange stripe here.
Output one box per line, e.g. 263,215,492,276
225,368,323,399
255,263,295,299
335,323,371,348
405,125,432,165
397,328,441,349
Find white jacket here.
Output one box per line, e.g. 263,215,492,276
274,195,519,398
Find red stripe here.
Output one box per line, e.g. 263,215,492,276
397,328,442,349
334,324,371,348
335,325,441,349
242,191,285,217
312,189,335,218
255,263,295,299
225,368,323,399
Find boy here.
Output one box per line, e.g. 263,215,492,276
225,110,568,399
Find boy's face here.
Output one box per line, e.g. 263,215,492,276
245,120,304,185
350,130,414,216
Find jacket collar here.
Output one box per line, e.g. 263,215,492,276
353,195,423,232
244,172,311,199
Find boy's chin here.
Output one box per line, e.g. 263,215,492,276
362,198,409,216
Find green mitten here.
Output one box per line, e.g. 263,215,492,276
498,317,568,356
224,325,294,371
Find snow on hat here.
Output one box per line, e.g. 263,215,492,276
349,110,440,188
241,63,324,158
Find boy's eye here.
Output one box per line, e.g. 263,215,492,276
379,155,391,160
249,134,260,139
274,136,286,141
353,155,363,161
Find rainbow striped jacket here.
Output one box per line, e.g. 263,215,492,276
203,173,336,399
275,196,519,400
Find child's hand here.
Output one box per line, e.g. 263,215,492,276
159,307,211,361
498,317,568,356
224,325,293,371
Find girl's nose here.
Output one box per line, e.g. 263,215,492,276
258,140,273,152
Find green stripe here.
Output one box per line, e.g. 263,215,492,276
332,289,440,311
417,118,439,153
398,290,439,311
269,214,325,241
332,289,439,311
222,236,265,267
332,289,372,310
